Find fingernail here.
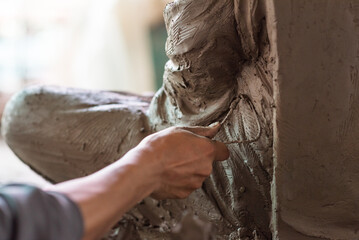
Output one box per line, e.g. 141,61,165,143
209,122,220,127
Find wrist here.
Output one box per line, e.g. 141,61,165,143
114,146,163,195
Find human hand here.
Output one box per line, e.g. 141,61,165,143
135,123,229,200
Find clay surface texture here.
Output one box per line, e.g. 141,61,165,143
2,0,359,239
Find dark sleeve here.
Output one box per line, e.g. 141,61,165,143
0,184,83,240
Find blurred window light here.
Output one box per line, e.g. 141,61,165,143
0,0,88,92
0,0,170,94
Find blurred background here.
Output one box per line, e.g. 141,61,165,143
0,0,171,186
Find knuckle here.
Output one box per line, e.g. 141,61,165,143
172,126,182,132
165,126,178,134
169,126,187,137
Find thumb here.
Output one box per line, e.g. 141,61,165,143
212,140,230,161
180,122,221,138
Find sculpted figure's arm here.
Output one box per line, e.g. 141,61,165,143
49,125,229,240
1,86,153,182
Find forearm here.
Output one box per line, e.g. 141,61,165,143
49,147,160,240
46,125,228,240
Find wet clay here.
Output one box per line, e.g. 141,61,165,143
2,0,359,239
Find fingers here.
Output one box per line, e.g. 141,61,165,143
180,122,221,138
212,140,230,161
177,123,229,161
149,124,229,201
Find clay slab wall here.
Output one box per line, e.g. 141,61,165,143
273,1,359,239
